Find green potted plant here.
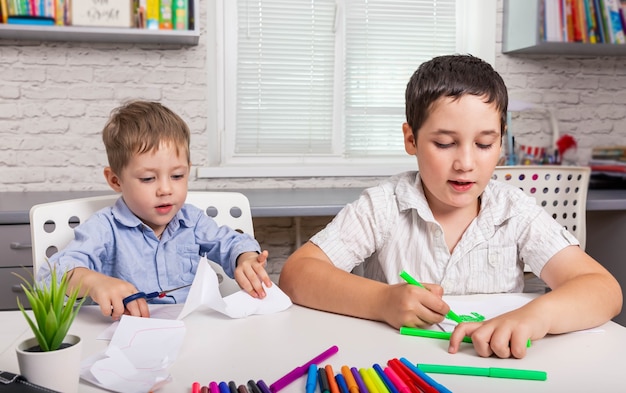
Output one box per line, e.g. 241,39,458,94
13,264,87,392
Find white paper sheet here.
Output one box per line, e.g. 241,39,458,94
175,257,292,320
436,293,604,333
80,315,186,393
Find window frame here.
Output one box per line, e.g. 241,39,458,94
198,0,496,179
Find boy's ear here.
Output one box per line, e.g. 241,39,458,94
103,167,122,192
402,123,417,155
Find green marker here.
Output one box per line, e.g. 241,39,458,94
400,326,532,348
416,363,547,381
399,270,463,323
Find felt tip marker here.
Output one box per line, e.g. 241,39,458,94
256,380,272,393
201,387,210,393
383,367,411,393
341,365,359,393
399,358,453,393
416,363,547,381
399,326,532,347
210,382,220,393
192,382,201,393
219,382,231,393
367,368,389,393
318,367,331,393
269,345,339,392
325,365,341,393
350,367,369,393
306,364,318,393
359,368,379,393
335,374,350,393
373,363,398,393
399,270,463,323
247,380,262,393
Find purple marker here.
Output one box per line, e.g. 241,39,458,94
256,380,271,393
350,367,369,393
269,345,339,392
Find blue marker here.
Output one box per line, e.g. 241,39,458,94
306,363,318,393
373,363,398,393
335,374,350,393
219,382,231,393
399,357,452,393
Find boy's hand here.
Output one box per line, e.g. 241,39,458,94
234,250,272,298
381,282,449,329
448,307,542,359
69,268,150,320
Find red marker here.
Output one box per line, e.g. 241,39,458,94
192,382,201,393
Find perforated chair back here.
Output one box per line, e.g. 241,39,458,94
491,165,590,250
29,191,255,296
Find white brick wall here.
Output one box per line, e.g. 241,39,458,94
2,0,625,279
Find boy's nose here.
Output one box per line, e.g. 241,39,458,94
157,179,173,195
453,147,475,171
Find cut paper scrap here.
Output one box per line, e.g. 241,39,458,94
80,315,186,393
176,257,292,320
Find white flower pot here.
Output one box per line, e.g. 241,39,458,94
16,334,82,393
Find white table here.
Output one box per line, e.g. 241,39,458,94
1,295,625,392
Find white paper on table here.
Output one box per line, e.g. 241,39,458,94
80,315,186,393
436,293,604,333
176,257,292,320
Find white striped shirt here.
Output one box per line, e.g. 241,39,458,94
311,171,578,294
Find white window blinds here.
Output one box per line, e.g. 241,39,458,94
206,0,494,177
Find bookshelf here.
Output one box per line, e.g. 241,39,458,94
503,0,626,56
0,0,199,46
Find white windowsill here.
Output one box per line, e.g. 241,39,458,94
196,164,415,178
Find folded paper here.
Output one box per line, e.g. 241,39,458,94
176,257,292,320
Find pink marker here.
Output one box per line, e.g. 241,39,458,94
269,345,339,392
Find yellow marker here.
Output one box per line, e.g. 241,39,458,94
367,368,390,393
359,368,379,393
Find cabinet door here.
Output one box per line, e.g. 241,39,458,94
0,225,32,268
0,267,31,310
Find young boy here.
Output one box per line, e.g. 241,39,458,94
37,101,272,320
279,55,622,359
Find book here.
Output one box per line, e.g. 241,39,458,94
584,0,599,42
606,0,626,42
594,0,608,41
159,0,172,29
146,0,158,29
173,0,187,30
0,0,8,23
7,14,54,24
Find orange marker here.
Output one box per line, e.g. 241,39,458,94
325,365,340,393
341,365,359,393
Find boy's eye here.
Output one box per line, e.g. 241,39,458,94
172,174,185,180
140,177,155,183
477,143,493,149
434,141,454,149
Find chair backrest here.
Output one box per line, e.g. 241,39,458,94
29,191,254,295
491,165,590,250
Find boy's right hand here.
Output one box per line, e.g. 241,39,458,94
381,282,449,329
68,268,150,320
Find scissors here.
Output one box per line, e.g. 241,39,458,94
122,284,191,307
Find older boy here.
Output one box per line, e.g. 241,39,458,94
38,101,271,320
279,55,622,358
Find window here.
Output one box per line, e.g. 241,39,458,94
199,0,495,178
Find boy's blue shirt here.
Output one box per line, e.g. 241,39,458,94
37,197,261,303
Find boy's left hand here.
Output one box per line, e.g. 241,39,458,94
448,309,541,359
234,250,272,298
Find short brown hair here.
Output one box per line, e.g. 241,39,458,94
405,54,508,139
102,101,190,175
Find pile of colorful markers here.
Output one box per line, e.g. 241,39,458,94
191,345,547,393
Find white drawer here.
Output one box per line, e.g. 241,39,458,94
0,225,32,268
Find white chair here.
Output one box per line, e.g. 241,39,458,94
492,165,589,250
29,191,254,296
492,165,590,292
